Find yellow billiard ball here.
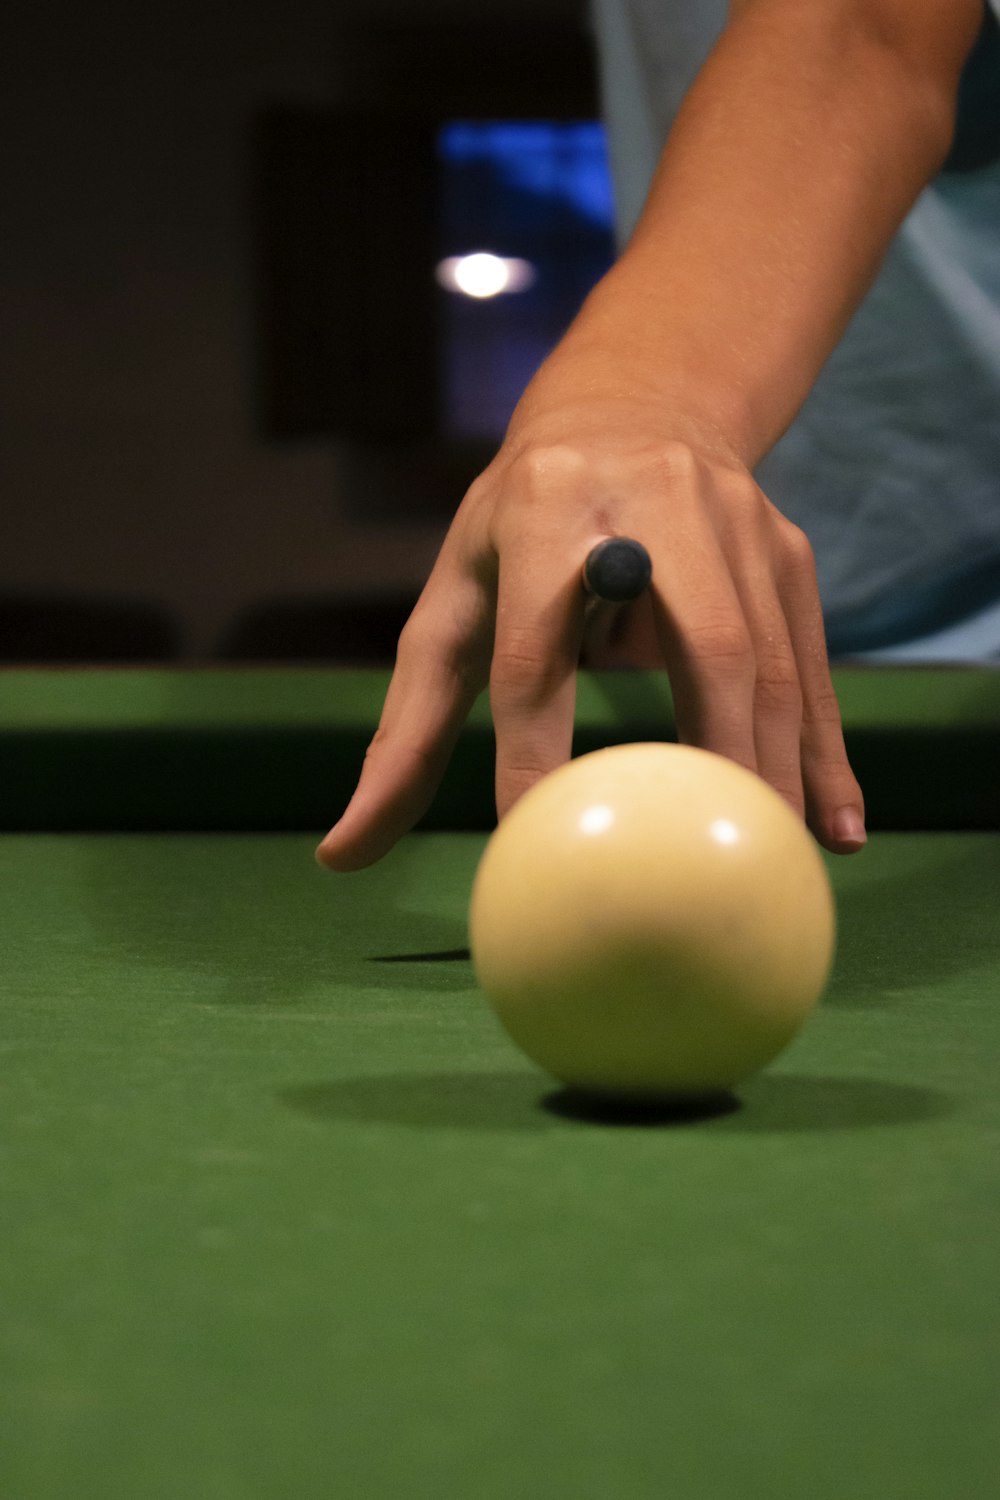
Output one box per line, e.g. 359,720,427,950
469,743,835,1101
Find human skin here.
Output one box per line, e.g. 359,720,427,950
317,0,984,873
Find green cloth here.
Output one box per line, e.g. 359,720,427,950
2,667,1000,830
3,830,999,1499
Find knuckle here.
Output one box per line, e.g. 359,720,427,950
754,657,803,718
397,604,482,685
491,648,540,691
498,745,570,810
493,618,548,663
363,724,391,763
777,518,817,573
683,616,755,673
506,444,586,497
362,723,413,782
364,727,440,789
654,440,700,483
720,467,763,505
499,755,552,789
754,674,803,720
394,611,433,668
812,760,858,792
717,471,767,529
461,469,495,509
803,684,844,728
491,638,552,703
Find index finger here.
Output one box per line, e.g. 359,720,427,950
315,576,491,871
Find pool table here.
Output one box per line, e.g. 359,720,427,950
2,665,999,1500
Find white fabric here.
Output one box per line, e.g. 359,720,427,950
590,0,1000,659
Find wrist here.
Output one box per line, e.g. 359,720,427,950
560,263,760,469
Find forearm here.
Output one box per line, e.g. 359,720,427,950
568,5,964,468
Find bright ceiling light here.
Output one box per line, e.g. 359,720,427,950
435,252,537,299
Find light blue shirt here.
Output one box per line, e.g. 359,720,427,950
591,0,1000,660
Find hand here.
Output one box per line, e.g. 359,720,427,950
316,353,866,872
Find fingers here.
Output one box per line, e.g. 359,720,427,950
317,523,588,870
317,435,864,874
315,442,605,869
773,520,867,854
641,453,863,855
315,576,491,872
711,502,806,816
490,538,588,820
641,458,759,774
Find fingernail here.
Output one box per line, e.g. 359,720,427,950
832,807,866,846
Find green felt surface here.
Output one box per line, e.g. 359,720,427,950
2,666,1000,830
3,831,1000,1500
2,664,999,731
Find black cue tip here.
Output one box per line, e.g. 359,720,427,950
582,537,653,603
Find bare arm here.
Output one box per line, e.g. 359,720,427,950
317,0,982,872
546,0,984,467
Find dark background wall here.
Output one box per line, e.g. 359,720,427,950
0,0,594,662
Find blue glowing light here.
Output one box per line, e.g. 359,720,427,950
438,121,615,230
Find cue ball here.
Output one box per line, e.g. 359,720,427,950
469,743,835,1100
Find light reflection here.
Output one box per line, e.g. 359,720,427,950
579,804,615,837
709,818,741,846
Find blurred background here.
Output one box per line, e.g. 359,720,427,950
0,0,619,665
